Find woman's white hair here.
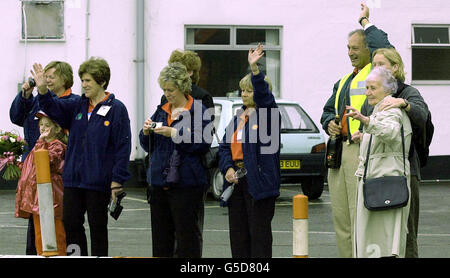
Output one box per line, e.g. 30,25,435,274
366,66,398,95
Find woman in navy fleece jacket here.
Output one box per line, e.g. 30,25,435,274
139,62,211,258
33,57,131,256
218,45,281,258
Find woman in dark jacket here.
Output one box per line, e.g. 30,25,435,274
139,62,211,258
218,44,281,258
34,57,132,256
9,60,79,255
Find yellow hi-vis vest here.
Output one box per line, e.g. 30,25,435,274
334,63,372,138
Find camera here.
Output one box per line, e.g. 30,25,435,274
108,191,127,220
150,122,163,129
28,78,36,87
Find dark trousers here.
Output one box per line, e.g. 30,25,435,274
227,177,276,258
26,217,37,255
149,186,204,258
406,175,420,258
63,187,110,256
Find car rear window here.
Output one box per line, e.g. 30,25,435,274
229,103,319,133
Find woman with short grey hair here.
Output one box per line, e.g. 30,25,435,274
366,66,398,95
345,66,413,257
139,62,211,258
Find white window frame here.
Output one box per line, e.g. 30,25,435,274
411,23,450,85
185,25,283,96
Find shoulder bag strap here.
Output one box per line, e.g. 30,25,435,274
362,135,373,182
400,125,406,177
363,124,406,182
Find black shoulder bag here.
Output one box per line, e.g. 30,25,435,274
362,126,409,211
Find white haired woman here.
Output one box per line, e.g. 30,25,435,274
345,67,412,258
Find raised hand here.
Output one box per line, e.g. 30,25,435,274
359,3,370,26
248,43,264,66
30,63,48,95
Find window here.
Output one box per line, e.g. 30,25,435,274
411,24,450,83
21,0,65,40
231,103,318,133
185,26,282,97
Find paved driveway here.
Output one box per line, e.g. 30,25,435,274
1,182,449,258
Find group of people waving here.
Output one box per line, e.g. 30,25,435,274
11,44,281,258
10,3,431,259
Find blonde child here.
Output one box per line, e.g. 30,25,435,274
15,111,67,256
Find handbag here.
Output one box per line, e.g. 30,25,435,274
362,126,409,211
201,128,221,169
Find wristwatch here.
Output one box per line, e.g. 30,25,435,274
359,16,368,26
401,99,409,109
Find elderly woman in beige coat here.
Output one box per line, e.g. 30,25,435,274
345,67,412,258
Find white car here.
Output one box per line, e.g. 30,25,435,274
208,97,326,200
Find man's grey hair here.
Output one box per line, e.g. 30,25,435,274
366,66,398,95
348,29,368,48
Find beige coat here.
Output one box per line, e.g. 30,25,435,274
353,98,412,258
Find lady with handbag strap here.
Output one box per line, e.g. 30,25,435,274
345,67,412,258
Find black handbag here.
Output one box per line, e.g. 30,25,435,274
362,126,409,211
201,128,221,169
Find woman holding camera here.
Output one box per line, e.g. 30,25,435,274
9,61,79,255
139,62,211,258
34,57,131,256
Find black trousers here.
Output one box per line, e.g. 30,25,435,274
227,177,276,258
406,175,420,258
26,217,37,255
149,186,204,258
63,187,110,256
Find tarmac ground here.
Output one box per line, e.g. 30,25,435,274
1,181,449,258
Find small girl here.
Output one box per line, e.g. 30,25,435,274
15,111,67,256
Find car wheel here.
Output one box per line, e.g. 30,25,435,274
301,176,324,200
210,167,224,200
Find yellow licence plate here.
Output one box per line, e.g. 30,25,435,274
280,160,301,169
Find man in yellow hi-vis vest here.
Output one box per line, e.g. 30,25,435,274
320,4,393,257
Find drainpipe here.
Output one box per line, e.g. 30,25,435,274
85,0,90,60
135,0,145,159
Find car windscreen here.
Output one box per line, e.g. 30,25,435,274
231,103,319,133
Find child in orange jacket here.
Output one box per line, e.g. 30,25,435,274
15,111,67,256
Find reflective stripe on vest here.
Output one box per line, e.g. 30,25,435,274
334,63,372,137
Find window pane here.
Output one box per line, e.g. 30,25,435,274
236,29,280,45
22,1,64,39
186,28,230,45
196,50,280,97
414,27,449,44
279,105,318,132
412,48,450,80
197,50,252,96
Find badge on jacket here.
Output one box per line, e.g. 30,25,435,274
97,105,111,116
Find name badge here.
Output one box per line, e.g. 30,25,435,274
97,105,111,117
237,129,243,141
